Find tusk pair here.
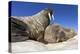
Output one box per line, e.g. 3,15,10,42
48,13,54,24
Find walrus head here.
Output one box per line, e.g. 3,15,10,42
41,8,54,24
32,8,54,29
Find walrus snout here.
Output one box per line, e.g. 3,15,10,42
44,8,53,14
44,8,53,19
44,8,54,24
40,8,53,19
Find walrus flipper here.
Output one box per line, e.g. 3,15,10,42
9,17,31,42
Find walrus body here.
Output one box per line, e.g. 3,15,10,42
10,8,76,44
10,8,53,43
22,9,52,43
44,24,77,43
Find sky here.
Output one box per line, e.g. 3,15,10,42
9,1,78,32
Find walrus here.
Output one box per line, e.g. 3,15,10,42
10,8,53,43
44,24,77,43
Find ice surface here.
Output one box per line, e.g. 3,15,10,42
11,36,78,53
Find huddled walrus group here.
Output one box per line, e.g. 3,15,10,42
9,8,77,44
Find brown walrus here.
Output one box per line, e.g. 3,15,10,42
44,24,77,43
10,8,53,43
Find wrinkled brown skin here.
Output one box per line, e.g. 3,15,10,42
10,8,77,44
26,8,52,44
10,8,52,44
44,24,77,43
24,8,52,44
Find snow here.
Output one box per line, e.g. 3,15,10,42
11,36,78,53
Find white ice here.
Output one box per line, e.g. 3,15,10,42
11,35,78,53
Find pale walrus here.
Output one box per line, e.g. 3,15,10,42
10,8,53,43
44,24,77,43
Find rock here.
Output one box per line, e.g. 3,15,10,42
44,24,77,43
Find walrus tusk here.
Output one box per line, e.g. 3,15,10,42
52,14,54,21
48,13,54,24
48,13,52,21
